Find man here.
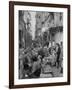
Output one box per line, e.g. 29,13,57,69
29,55,41,78
56,43,61,68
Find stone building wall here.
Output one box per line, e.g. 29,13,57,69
35,12,63,44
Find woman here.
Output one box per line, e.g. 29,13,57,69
48,48,57,66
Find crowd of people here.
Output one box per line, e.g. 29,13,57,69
19,41,63,79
